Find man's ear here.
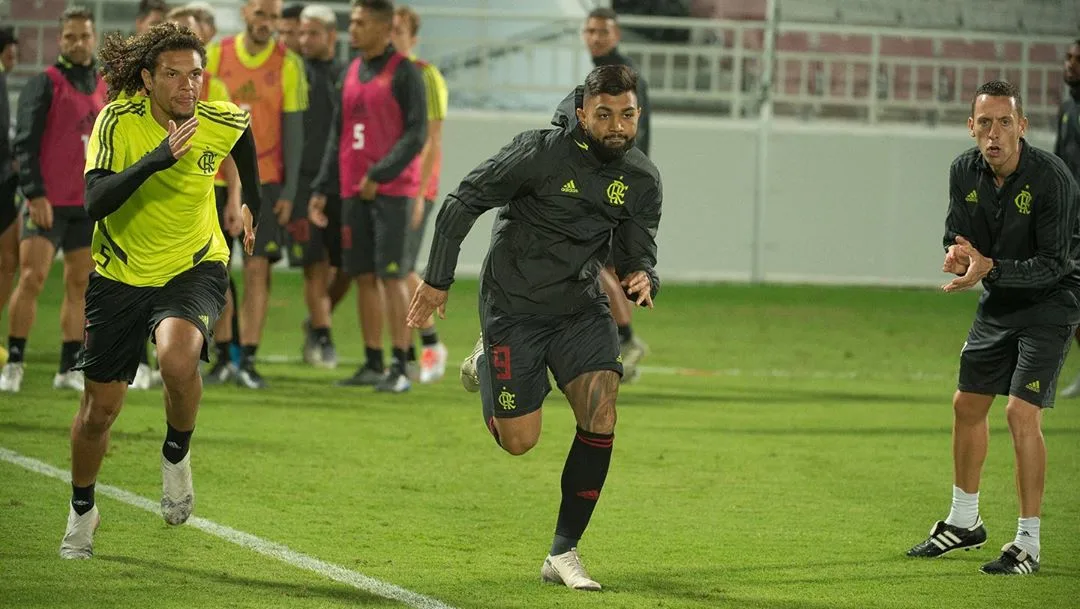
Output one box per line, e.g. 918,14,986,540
575,107,586,124
140,67,152,92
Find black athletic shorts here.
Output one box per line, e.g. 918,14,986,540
74,262,230,384
957,315,1076,408
478,299,623,419
248,182,284,263
287,177,342,268
404,198,435,273
0,176,17,234
342,195,408,278
21,203,92,252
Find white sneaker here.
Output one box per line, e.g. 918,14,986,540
419,343,449,384
540,548,602,591
460,335,483,393
59,504,100,559
53,370,85,392
0,362,23,392
129,363,153,390
619,335,650,385
161,452,194,525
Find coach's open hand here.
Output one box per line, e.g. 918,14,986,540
943,241,971,275
241,204,256,256
942,236,992,292
622,270,655,308
167,118,198,159
407,281,448,328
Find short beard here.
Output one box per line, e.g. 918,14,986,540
584,129,636,163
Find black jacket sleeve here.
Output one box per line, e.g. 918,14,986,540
942,158,970,253
423,130,546,290
13,72,53,200
612,178,662,300
312,66,345,196
635,76,651,157
84,140,178,220
990,168,1079,289
229,126,263,218
367,59,428,184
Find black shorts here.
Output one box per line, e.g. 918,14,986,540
287,178,342,268
74,262,230,384
248,183,284,263
342,195,408,278
21,204,92,252
957,316,1076,408
0,176,17,234
478,299,623,419
404,198,435,273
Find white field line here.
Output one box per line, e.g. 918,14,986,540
0,448,458,609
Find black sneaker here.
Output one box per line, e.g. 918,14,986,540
375,369,411,393
203,360,237,385
906,518,987,557
338,366,385,386
236,365,268,389
980,543,1039,575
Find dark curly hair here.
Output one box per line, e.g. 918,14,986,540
98,21,206,102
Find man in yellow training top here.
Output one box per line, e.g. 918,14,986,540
59,22,263,559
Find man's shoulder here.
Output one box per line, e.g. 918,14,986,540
622,148,661,185
99,97,148,123
1026,143,1077,189
196,100,250,130
950,147,982,176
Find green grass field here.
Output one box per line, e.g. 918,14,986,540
2,267,1078,609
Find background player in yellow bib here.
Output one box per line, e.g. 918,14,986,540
59,22,264,559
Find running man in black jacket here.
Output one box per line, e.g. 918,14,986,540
906,81,1080,576
407,65,661,591
583,7,653,382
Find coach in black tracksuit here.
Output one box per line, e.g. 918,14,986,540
406,65,660,590
907,81,1080,577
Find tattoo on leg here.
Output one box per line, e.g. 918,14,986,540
567,371,618,433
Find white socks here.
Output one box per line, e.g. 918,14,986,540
1013,517,1040,559
944,486,980,528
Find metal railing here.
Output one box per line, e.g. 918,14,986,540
5,2,1072,128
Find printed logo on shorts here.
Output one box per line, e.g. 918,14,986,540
498,388,516,410
386,261,399,274
1025,380,1040,393
199,314,210,328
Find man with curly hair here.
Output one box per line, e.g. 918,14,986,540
59,22,264,559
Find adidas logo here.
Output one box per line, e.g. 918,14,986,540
199,314,209,327
1025,380,1040,393
965,190,978,203
561,180,579,194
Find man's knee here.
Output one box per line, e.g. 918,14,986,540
953,390,993,423
78,385,124,436
566,370,620,434
499,429,539,456
15,262,49,296
1006,398,1042,435
156,322,203,385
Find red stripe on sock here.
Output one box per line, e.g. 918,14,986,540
576,433,613,448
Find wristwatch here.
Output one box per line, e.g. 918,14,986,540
986,260,1001,283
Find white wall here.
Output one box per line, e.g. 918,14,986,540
421,111,1057,287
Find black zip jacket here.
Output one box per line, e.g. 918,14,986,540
424,90,662,315
301,56,344,179
944,140,1080,326
312,44,427,196
592,48,651,157
13,56,100,200
1054,85,1080,185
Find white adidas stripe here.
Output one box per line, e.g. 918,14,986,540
942,530,962,545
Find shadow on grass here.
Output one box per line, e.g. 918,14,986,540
96,555,402,606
